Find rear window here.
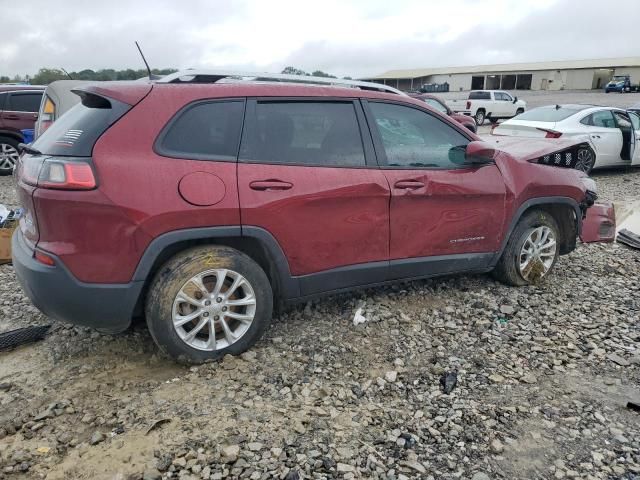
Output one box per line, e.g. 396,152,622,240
31,93,130,156
469,91,491,100
516,106,586,122
156,100,245,161
7,92,43,112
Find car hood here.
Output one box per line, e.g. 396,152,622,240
485,136,589,163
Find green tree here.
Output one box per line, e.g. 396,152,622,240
281,66,308,76
31,68,67,85
311,70,336,78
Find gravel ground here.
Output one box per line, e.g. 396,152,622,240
0,163,639,480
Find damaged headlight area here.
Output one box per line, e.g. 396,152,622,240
579,188,598,219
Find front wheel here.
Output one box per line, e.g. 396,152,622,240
474,110,485,126
516,108,524,116
493,210,560,286
145,246,273,364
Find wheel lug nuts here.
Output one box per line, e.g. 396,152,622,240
204,300,211,306
214,315,219,320
216,297,222,303
203,312,209,317
222,307,227,312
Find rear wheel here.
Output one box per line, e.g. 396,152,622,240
474,109,486,126
575,146,596,174
145,246,273,364
0,136,20,176
493,210,560,286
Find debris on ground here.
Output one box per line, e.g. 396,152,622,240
617,228,640,249
440,371,458,394
352,307,367,326
627,401,640,413
0,325,51,351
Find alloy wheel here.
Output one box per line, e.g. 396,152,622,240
171,269,257,351
519,226,557,281
575,148,595,173
0,143,19,172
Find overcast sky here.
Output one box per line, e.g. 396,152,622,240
2,0,638,79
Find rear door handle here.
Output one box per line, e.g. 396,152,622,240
249,180,293,191
590,135,601,139
394,180,425,190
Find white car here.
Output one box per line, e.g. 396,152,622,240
448,90,527,126
492,105,640,173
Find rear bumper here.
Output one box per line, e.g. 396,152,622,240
12,229,142,333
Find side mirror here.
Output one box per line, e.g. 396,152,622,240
449,141,497,166
513,96,518,104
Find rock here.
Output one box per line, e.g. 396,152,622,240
472,473,491,480
142,469,162,480
337,463,354,473
221,444,240,463
385,371,398,382
520,373,538,384
491,439,504,453
89,432,105,445
488,374,505,383
607,353,630,366
247,442,263,452
399,460,426,474
500,305,515,315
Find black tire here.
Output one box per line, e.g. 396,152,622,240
0,136,20,176
145,245,273,364
516,108,524,116
474,109,485,126
575,146,596,175
488,117,499,124
492,210,560,287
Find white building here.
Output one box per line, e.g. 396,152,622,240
362,57,640,92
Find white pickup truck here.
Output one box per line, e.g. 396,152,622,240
448,90,527,126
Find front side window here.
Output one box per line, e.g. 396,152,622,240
613,111,632,128
369,102,470,168
158,100,244,160
629,112,640,131
240,101,366,167
7,92,42,112
583,110,616,128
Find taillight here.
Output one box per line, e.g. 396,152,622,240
37,97,56,137
466,101,471,110
536,128,563,139
34,250,56,266
19,156,96,190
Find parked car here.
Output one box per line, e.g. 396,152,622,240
13,71,610,363
408,93,477,133
491,105,640,174
34,80,94,139
604,75,639,93
0,85,44,175
448,90,526,126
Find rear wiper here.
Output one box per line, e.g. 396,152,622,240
18,143,42,155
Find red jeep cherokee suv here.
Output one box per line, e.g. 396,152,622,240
13,72,606,363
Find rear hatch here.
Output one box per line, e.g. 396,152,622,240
15,83,151,248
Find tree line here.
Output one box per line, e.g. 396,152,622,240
1,66,350,85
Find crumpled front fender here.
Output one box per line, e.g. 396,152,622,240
580,202,616,243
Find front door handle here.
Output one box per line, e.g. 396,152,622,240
394,180,425,190
4,114,19,120
249,180,293,191
590,134,601,139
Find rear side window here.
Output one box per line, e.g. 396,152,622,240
469,91,491,100
7,92,42,112
0,92,6,110
157,100,245,160
240,101,366,167
32,93,130,157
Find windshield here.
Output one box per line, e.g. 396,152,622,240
514,106,587,122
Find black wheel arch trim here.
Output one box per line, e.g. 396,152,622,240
132,225,300,298
491,196,582,266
